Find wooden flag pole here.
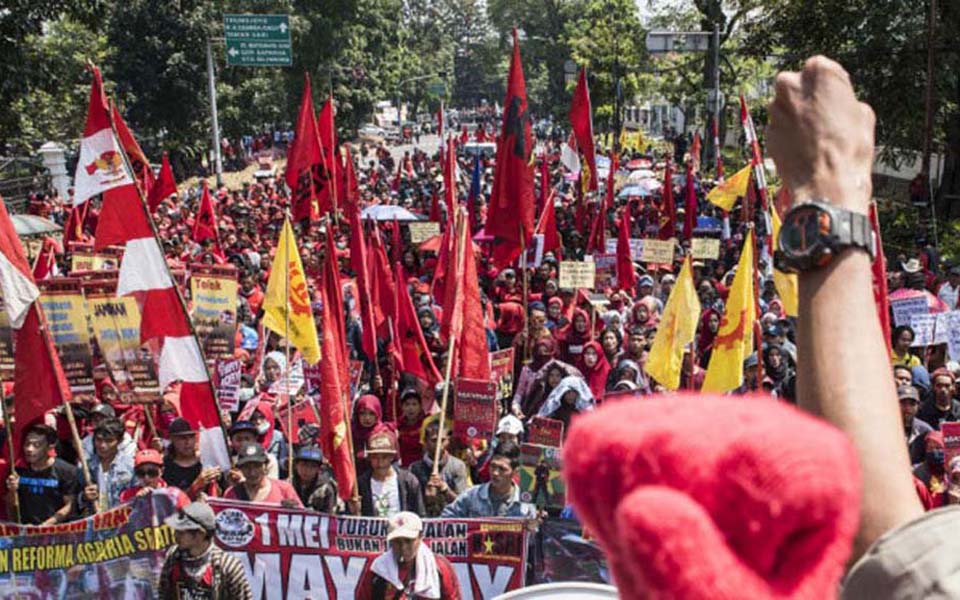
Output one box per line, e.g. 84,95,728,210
0,383,20,523
520,223,530,364
283,215,294,480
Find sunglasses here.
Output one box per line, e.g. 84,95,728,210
136,468,161,478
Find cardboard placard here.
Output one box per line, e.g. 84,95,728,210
519,443,565,509
559,260,596,290
454,378,499,443
943,422,960,468
525,234,545,268
216,359,242,412
891,296,929,327
910,313,949,347
605,237,644,260
527,416,564,448
70,251,119,273
489,348,515,401
277,398,321,446
37,282,95,394
409,221,441,243
85,290,161,397
641,238,675,264
946,311,960,361
593,253,618,290
691,237,721,260
190,264,239,359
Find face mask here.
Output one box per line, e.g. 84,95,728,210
256,422,270,436
928,449,945,466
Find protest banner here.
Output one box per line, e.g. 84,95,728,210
408,221,441,243
489,348,515,402
84,281,161,398
190,264,239,359
277,398,321,447
606,237,644,260
519,443,565,510
943,422,960,467
217,358,243,412
593,253,618,289
891,296,930,327
527,417,563,448
454,378,499,443
38,279,95,394
641,238,675,264
942,311,960,361
910,313,949,347
691,237,721,260
208,498,529,599
0,295,14,380
559,260,596,290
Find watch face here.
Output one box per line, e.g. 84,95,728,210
780,204,832,260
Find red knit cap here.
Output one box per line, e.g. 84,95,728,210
563,394,861,599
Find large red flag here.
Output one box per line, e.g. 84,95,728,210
193,181,225,261
457,214,491,380
349,207,378,364
112,103,156,197
588,153,617,253
318,96,340,213
147,152,178,212
569,68,598,192
286,75,329,222
617,200,637,293
487,29,535,268
659,160,676,240
340,150,360,222
683,162,697,240
395,261,442,384
535,190,561,256
538,154,549,216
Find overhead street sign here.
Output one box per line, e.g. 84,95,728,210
223,14,292,67
646,31,711,54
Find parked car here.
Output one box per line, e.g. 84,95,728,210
358,124,387,140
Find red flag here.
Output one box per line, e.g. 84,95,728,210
569,68,598,192
869,203,891,348
538,154,549,216
63,203,88,246
286,74,328,223
535,190,561,255
323,234,350,388
588,153,617,253
368,225,398,343
32,237,61,281
318,97,340,212
487,29,535,268
340,150,360,222
457,215,491,380
443,138,457,217
112,103,156,197
349,207,378,363
148,152,178,212
430,186,442,223
395,260,442,384
193,181,225,261
617,201,637,292
659,160,676,240
683,162,697,240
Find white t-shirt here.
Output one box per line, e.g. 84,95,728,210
370,472,401,517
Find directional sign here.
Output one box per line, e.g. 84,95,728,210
223,14,292,67
646,31,711,54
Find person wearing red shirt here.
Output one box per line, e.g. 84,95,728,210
356,511,461,599
223,444,302,508
119,449,190,508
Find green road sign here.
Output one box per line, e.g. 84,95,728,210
428,82,446,96
223,14,292,67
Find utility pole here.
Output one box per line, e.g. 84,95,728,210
921,0,937,240
206,38,223,188
711,24,721,173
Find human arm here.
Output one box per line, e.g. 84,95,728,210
767,56,922,557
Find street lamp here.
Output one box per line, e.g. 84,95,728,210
396,71,447,129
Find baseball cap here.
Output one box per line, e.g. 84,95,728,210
295,445,324,463
236,443,268,465
366,430,398,456
164,501,216,532
229,420,258,437
496,415,524,436
638,275,655,287
134,449,163,468
399,387,421,401
90,404,116,419
744,353,759,369
897,385,920,402
168,418,196,437
386,511,423,542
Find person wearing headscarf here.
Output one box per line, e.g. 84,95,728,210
495,301,525,350
762,343,792,397
511,336,558,417
608,358,650,395
696,308,722,368
545,297,569,334
913,431,947,509
352,395,392,473
631,295,662,330
249,400,289,478
560,308,592,369
396,388,427,467
601,310,625,338
515,359,582,420
538,375,596,438
581,341,612,402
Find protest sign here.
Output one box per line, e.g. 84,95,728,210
0,295,15,380
85,284,161,398
489,348,515,402
891,296,930,327
216,358,243,412
70,251,119,273
605,237,644,260
190,264,239,359
691,237,721,260
454,378,499,443
209,499,529,599
641,238,675,264
303,362,322,396
525,233,545,268
593,253,618,290
943,422,960,467
527,417,564,448
408,221,441,243
559,260,596,290
519,443,565,509
38,279,95,394
277,398,321,447
909,313,949,347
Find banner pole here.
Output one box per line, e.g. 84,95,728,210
284,215,294,481
520,223,530,364
0,382,20,523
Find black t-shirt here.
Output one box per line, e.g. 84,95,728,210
163,457,201,493
16,458,79,525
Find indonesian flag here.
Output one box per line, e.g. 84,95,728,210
112,102,156,197
73,68,134,206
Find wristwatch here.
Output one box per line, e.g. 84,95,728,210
774,201,874,273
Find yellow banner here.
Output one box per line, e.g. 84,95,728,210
38,288,95,394
87,293,160,396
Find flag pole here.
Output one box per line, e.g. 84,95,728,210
284,214,294,480
433,210,467,476
0,383,20,523
520,223,530,364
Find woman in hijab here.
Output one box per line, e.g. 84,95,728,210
545,297,569,335
511,336,558,415
538,375,596,439
631,296,662,330
496,301,526,350
249,400,289,478
417,306,445,358
609,358,650,395
582,341,612,402
696,308,722,368
515,359,582,419
352,394,392,473
601,310,625,339
560,308,592,369
762,344,792,395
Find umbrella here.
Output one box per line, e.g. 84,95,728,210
889,288,948,313
10,214,62,237
627,169,656,182
361,205,424,222
626,158,653,170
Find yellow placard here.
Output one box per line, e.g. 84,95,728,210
190,270,239,359
641,239,675,264
87,293,160,395
39,291,95,393
559,260,597,290
409,221,441,244
691,238,721,260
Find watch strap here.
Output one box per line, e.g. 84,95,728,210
834,208,875,261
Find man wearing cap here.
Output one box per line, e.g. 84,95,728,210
408,420,469,517
224,443,302,507
164,418,221,500
900,384,934,464
6,423,79,525
292,445,340,513
356,430,425,518
81,418,135,513
226,420,279,487
356,511,461,600
159,501,252,599
119,449,190,508
917,368,960,430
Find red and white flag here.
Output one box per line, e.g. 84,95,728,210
72,67,134,206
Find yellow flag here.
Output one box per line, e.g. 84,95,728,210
703,229,756,393
262,218,322,365
646,256,701,390
706,163,752,211
770,206,799,316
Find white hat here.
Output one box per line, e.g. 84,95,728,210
902,258,922,273
387,511,423,542
496,415,524,436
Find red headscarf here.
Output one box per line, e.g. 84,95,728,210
352,394,384,450
582,340,611,401
497,302,525,336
